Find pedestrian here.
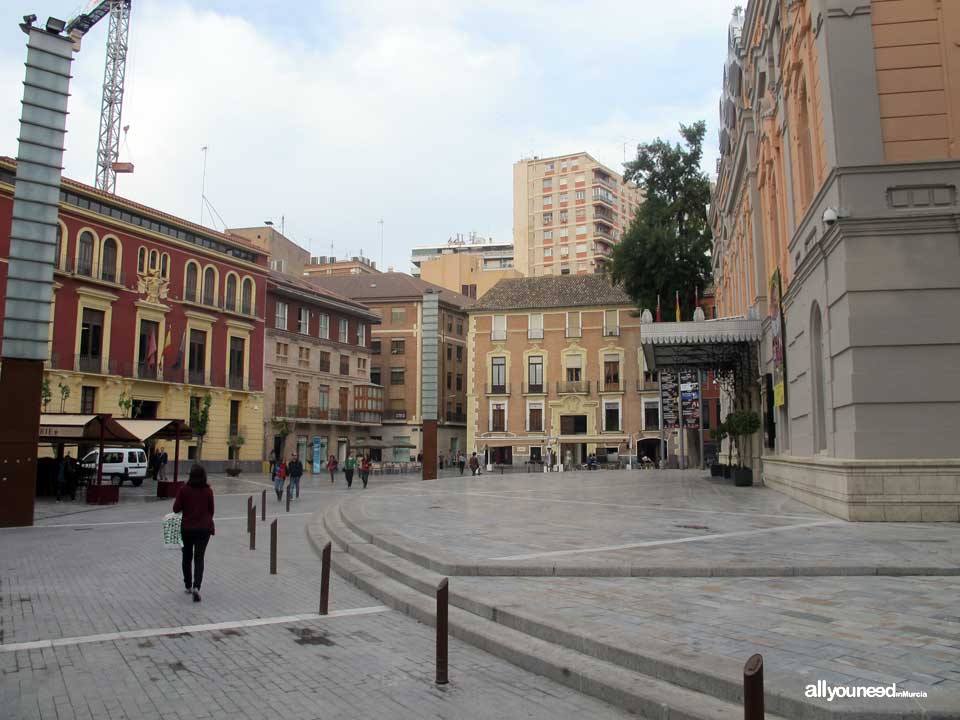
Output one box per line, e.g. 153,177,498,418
360,454,371,488
268,449,277,477
158,446,168,482
457,451,465,475
468,452,480,476
173,464,215,603
274,459,287,501
149,448,159,482
287,453,303,500
55,454,68,502
326,454,338,484
344,453,356,488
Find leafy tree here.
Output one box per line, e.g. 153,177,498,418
190,394,212,461
58,381,71,412
41,377,52,411
609,121,713,320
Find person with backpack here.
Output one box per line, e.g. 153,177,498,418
173,465,215,603
326,454,338,484
468,452,480,476
287,454,304,500
359,455,372,488
344,453,357,488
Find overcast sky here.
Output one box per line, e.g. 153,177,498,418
1,1,735,272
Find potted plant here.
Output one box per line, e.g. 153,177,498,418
727,409,761,486
710,421,727,477
226,435,245,476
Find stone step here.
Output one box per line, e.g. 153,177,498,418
310,505,791,720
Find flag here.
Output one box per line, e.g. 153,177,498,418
675,291,681,322
171,329,186,370
656,294,661,323
160,326,172,370
146,327,157,368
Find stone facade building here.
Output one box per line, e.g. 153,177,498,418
307,273,470,460
466,275,647,468
710,1,960,520
263,272,382,470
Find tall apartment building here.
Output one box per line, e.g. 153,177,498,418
306,273,471,458
0,158,267,471
711,2,960,521
466,275,648,468
513,153,642,277
264,272,382,469
410,234,520,299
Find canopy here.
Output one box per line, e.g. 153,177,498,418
640,317,762,371
352,438,389,449
38,414,140,445
114,419,192,442
390,440,417,448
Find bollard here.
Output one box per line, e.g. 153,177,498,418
436,578,449,685
250,508,256,550
261,489,266,521
286,487,291,513
270,518,278,575
743,653,764,720
319,541,331,615
246,496,253,534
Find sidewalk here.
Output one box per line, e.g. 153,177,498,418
1,473,632,719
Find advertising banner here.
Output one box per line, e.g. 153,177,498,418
660,371,679,429
680,369,701,430
770,269,787,407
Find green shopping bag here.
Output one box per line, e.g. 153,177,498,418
162,512,183,548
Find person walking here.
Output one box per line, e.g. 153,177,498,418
344,453,356,488
173,465,215,603
274,459,287,501
326,454,338,484
359,455,371,488
457,451,465,475
287,454,303,500
55,454,68,502
468,452,480,476
158,446,168,482
268,449,277,478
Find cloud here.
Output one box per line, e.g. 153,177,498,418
0,0,735,272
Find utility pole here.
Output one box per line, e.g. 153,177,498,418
378,219,384,269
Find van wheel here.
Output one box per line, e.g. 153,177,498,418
110,474,123,486
130,477,143,487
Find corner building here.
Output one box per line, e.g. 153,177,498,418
0,157,266,471
467,275,644,467
711,2,960,520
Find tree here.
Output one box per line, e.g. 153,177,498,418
726,409,760,468
57,381,71,412
41,377,52,411
609,121,713,320
190,394,212,461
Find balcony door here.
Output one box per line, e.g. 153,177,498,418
137,319,160,379
339,386,349,420
79,308,104,372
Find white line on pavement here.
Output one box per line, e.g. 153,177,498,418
0,605,391,653
490,520,842,560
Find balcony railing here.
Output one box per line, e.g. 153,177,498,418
592,191,616,208
187,369,206,385
228,373,244,390
350,410,382,424
486,383,510,395
527,328,543,340
557,380,590,394
77,355,103,373
445,411,467,423
594,223,614,239
602,380,624,392
385,408,407,421
603,325,620,337
565,327,582,338
523,382,545,394
137,362,159,380
594,207,616,223
592,171,616,190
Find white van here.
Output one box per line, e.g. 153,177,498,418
81,447,148,487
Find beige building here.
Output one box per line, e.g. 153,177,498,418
306,273,471,459
303,255,380,277
264,271,382,470
227,225,309,277
710,2,960,521
467,275,647,468
513,153,642,277
411,236,520,299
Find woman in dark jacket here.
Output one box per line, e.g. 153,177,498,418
173,465,215,602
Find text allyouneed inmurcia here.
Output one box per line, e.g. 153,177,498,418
805,680,928,702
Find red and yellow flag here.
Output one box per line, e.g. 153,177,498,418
675,291,681,322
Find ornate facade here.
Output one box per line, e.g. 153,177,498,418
711,1,960,520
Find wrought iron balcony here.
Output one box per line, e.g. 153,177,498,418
523,382,545,394
486,383,510,395
557,380,590,394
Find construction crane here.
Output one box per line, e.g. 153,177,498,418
66,0,133,194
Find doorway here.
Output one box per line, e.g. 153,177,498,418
337,438,348,463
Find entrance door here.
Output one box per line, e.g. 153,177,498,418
296,435,308,463
337,438,348,463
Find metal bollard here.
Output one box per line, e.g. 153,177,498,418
286,487,291,513
246,496,253,534
436,578,449,685
270,518,278,575
743,653,764,720
319,541,331,615
261,489,266,521
250,508,256,550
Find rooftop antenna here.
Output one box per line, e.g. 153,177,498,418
378,219,384,269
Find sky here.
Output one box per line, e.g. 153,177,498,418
1,0,736,273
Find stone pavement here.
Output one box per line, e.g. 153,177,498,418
1,471,633,719
318,469,960,717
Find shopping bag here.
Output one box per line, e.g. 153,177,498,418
162,512,183,548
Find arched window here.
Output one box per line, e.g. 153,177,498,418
810,302,827,453
225,273,237,312
77,231,94,276
101,237,118,283
160,253,169,278
55,224,63,269
149,249,159,271
202,267,215,306
241,278,253,315
185,263,198,303
137,247,146,273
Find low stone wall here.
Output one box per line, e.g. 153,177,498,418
762,455,960,521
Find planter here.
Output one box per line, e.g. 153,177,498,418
733,467,753,487
86,484,119,505
225,467,243,477
710,464,722,477
721,464,732,479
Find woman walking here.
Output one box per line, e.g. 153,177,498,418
274,459,287,501
173,465,215,602
359,455,372,488
326,454,338,484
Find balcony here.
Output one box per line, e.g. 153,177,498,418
187,369,206,385
603,325,620,337
486,383,510,395
492,330,507,341
136,362,159,380
384,408,408,421
565,327,582,338
445,411,467,424
557,380,590,394
228,373,245,390
602,380,624,392
523,382,545,394
594,224,615,240
77,355,103,373
592,170,616,190
350,410,382,424
527,328,543,340
592,191,617,209
594,206,616,224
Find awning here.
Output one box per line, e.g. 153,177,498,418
39,414,140,445
114,419,193,442
352,438,389,449
641,317,762,371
